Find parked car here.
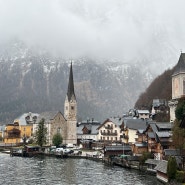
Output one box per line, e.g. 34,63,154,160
56,148,64,153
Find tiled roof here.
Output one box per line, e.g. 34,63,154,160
36,111,60,123
164,149,180,156
173,53,185,76
145,159,160,165
156,123,172,130
148,132,155,139
137,110,150,114
156,131,171,138
77,124,100,135
124,118,147,130
154,160,168,173
105,145,131,151
134,142,147,147
15,112,39,126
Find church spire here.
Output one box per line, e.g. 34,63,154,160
67,62,76,101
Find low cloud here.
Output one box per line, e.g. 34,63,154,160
0,0,185,64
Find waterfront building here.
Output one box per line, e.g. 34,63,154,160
77,119,101,148
169,53,185,122
97,117,124,144
4,112,38,144
122,118,148,144
33,63,77,145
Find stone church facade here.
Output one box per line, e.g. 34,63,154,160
33,63,77,145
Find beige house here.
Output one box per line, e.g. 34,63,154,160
97,118,124,144
122,118,148,144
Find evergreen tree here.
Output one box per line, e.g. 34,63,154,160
52,133,63,148
34,118,47,147
175,97,185,121
167,156,177,181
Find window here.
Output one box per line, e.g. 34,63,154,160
71,106,74,110
57,127,61,133
66,106,68,110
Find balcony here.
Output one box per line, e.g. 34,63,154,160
101,132,117,136
104,125,113,129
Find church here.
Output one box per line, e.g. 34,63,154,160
169,53,185,122
33,63,77,145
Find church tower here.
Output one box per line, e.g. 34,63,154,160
169,53,185,121
64,62,77,145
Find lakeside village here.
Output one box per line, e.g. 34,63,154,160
1,53,185,184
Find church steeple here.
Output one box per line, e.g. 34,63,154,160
64,62,77,121
67,62,76,101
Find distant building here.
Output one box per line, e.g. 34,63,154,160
77,119,101,148
136,110,150,120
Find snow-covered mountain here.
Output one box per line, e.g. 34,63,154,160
0,40,156,123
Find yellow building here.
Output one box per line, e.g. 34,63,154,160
4,122,21,144
4,112,39,145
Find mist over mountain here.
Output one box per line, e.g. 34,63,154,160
0,40,155,123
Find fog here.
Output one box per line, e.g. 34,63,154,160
0,0,185,67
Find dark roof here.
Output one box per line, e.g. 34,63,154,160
105,145,131,151
124,118,147,130
67,62,76,101
156,123,172,130
77,124,99,135
156,131,171,138
148,132,155,139
164,149,180,156
145,159,160,165
37,111,63,123
98,117,123,129
134,142,147,147
173,53,185,76
154,160,168,173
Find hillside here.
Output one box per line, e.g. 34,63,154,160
0,41,154,124
134,67,174,110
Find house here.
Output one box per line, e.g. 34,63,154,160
122,118,148,144
4,122,21,144
33,63,77,146
97,117,124,144
104,145,132,157
77,119,101,148
3,112,39,145
154,160,168,183
14,112,39,143
144,122,173,160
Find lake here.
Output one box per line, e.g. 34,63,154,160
0,153,163,185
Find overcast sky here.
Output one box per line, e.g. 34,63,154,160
0,0,185,65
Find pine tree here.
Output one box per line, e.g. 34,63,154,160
34,118,47,147
167,156,177,181
52,133,63,148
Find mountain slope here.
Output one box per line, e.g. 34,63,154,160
0,41,153,123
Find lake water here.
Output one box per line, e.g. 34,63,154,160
0,153,163,185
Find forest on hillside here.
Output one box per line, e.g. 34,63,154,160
134,67,175,110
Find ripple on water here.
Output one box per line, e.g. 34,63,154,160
0,154,163,185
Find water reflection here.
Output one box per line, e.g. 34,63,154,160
0,154,163,185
